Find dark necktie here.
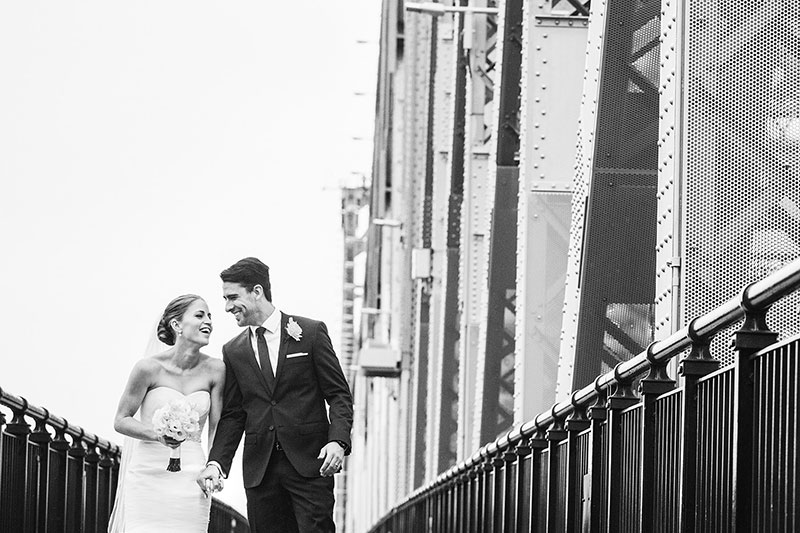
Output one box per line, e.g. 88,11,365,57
255,326,275,387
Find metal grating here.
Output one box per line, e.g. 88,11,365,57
569,0,661,391
574,430,591,529
518,453,532,531
695,367,735,533
683,1,800,367
652,389,683,533
619,405,643,533
551,440,568,532
752,337,800,532
533,448,549,531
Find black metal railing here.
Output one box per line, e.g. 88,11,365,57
368,257,800,532
0,387,249,533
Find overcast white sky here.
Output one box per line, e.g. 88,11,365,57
0,1,380,514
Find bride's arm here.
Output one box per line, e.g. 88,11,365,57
207,359,226,450
113,360,160,442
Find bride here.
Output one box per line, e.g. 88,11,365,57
108,294,226,532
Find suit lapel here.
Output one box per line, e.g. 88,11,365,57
275,312,290,385
236,328,272,395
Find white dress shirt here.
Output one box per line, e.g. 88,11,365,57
206,307,283,480
250,308,281,375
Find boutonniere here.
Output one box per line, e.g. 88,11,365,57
286,317,303,341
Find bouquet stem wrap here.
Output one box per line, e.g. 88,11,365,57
167,446,182,472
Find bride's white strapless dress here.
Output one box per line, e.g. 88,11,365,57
110,386,212,532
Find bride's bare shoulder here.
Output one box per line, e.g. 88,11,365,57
200,354,225,371
132,354,168,374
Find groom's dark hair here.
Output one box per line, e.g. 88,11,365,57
221,257,272,301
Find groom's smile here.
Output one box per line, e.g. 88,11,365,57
222,281,266,327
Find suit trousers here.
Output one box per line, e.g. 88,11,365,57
246,448,335,533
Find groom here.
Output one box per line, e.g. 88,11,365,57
197,257,353,532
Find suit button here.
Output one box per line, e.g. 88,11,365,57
268,425,274,431
271,400,277,406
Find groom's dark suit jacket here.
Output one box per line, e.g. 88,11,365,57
209,312,353,488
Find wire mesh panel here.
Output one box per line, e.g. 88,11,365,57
683,1,800,367
695,366,735,532
652,389,683,533
569,0,661,391
752,336,800,533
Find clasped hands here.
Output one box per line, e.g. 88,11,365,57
193,441,344,497
196,465,225,498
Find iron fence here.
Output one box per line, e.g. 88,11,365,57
0,387,248,533
368,257,800,532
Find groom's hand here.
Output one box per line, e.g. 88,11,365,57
318,441,345,477
196,465,223,497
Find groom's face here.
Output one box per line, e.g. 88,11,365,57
222,281,259,327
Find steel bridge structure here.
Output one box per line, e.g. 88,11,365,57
344,0,800,531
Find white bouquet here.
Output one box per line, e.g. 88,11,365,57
152,399,201,472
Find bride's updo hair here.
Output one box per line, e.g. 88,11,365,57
157,294,204,346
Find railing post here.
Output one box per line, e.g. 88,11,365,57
547,409,568,532
501,444,518,533
84,440,100,533
47,422,70,532
529,428,549,532
492,452,505,532
2,404,31,533
436,481,443,533
482,454,495,532
456,473,463,533
515,437,532,532
65,432,86,533
431,484,440,533
449,475,457,533
457,471,468,532
605,365,638,532
468,464,480,532
731,287,778,533
638,342,676,531
109,446,120,521
29,413,52,532
565,392,591,532
0,407,6,532
98,448,114,531
679,319,719,533
585,378,608,533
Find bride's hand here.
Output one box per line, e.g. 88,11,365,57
157,435,182,448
